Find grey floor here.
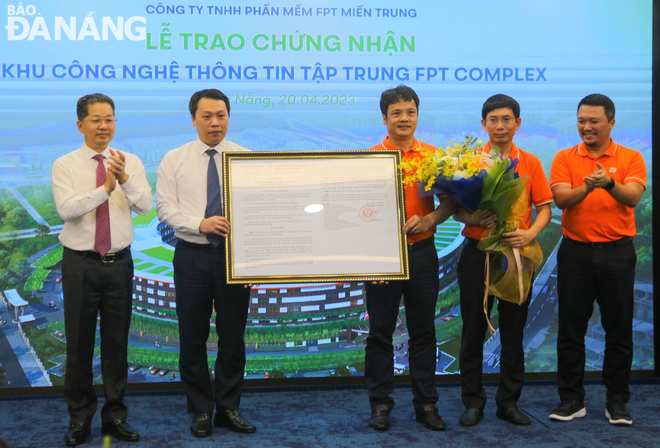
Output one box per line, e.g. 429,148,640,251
1,382,659,448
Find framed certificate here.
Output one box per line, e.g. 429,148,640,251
222,150,409,284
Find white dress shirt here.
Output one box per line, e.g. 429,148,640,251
52,144,153,252
156,138,249,244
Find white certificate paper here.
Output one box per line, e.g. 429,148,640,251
224,151,408,283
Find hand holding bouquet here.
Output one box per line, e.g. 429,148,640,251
400,137,542,333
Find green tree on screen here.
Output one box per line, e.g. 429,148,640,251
34,223,51,240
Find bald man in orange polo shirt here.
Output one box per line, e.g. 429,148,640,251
454,94,552,428
365,85,457,432
549,94,646,426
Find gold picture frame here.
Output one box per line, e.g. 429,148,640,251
223,150,409,284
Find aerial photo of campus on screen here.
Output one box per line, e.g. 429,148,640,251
0,110,653,389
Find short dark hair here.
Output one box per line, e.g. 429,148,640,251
76,93,115,121
189,89,231,117
380,84,419,116
577,94,615,121
482,94,520,119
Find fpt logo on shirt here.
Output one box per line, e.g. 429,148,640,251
609,168,617,173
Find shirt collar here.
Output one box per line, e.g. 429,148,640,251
577,138,616,158
380,136,421,152
194,138,227,155
482,141,519,159
80,143,111,159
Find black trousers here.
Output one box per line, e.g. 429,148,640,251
556,237,636,404
458,239,530,411
62,247,134,424
365,240,440,412
173,240,250,414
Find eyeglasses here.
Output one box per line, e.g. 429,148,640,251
486,116,515,125
82,117,117,126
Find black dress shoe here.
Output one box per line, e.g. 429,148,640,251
214,409,256,433
460,408,484,427
415,405,446,431
369,404,391,430
101,420,140,442
190,413,212,438
496,407,531,426
64,422,91,447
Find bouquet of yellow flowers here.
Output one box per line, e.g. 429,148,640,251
400,136,498,212
400,136,542,333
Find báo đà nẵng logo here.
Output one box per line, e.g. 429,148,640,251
5,4,146,41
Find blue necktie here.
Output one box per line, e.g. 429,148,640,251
205,149,223,247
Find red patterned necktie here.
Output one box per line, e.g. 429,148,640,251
93,154,111,256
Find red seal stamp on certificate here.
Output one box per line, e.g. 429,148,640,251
359,205,377,222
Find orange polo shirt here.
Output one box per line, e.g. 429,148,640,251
370,137,437,244
550,139,646,242
462,141,553,240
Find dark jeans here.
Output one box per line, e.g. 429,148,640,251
173,240,251,414
556,237,636,404
365,241,440,412
62,247,134,424
458,239,531,411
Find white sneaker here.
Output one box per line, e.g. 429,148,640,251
549,400,586,422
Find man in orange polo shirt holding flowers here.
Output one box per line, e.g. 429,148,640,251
365,85,457,431
454,94,553,427
549,94,646,426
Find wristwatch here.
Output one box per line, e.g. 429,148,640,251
603,177,615,191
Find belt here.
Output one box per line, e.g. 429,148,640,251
408,236,434,252
562,236,633,248
177,239,224,253
66,246,131,264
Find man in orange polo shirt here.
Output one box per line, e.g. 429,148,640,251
454,94,552,427
365,85,457,431
549,94,646,426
